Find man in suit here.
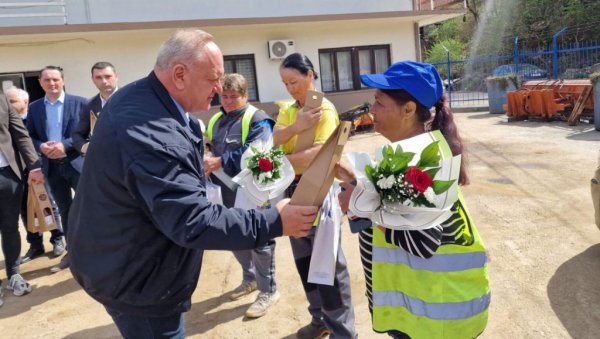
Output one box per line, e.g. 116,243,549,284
73,62,119,156
26,66,87,273
68,29,317,337
0,93,45,306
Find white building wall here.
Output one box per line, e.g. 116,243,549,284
0,0,415,27
0,18,415,102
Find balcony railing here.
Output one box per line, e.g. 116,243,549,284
416,0,465,11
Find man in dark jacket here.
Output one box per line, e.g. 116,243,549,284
68,29,317,338
72,61,119,156
26,66,87,273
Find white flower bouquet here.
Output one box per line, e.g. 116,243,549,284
232,138,295,206
346,130,461,230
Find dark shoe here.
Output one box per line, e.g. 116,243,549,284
50,253,69,273
296,323,331,339
21,246,45,264
0,285,4,307
52,240,65,257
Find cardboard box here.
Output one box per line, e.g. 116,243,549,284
26,183,58,233
90,111,98,135
290,121,352,207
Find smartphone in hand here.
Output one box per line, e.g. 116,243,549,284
305,90,324,109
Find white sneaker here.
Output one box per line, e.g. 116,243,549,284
229,281,257,301
7,274,32,296
245,290,280,318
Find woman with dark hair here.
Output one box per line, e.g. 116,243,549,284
273,53,357,339
337,61,490,339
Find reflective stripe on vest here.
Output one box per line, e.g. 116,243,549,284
372,290,491,321
373,248,487,272
206,105,259,144
370,192,490,337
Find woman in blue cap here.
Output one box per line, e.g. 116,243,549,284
336,61,490,339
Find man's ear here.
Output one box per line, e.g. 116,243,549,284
172,64,186,90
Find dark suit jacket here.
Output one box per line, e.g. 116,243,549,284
73,94,102,154
26,92,87,173
0,94,41,180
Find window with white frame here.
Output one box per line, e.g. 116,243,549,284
319,45,391,92
224,54,259,102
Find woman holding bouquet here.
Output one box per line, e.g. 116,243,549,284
337,61,490,339
273,52,357,339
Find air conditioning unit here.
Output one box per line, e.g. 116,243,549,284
268,40,295,60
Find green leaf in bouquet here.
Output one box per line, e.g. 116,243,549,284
379,158,390,171
417,141,441,168
383,145,394,158
432,179,455,194
391,152,415,172
393,144,404,157
425,167,440,179
365,164,376,181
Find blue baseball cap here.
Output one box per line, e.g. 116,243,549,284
360,61,443,108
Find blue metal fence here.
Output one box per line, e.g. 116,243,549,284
432,30,600,108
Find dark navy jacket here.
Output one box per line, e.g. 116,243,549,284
68,72,283,317
26,93,87,173
72,93,102,154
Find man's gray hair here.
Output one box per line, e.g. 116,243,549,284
155,29,215,70
5,86,29,101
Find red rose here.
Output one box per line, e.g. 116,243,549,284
258,158,273,172
405,167,432,193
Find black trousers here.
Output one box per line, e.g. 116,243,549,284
46,160,79,239
0,167,24,279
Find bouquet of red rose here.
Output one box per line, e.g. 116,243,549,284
246,146,285,185
233,138,295,206
346,131,461,230
365,141,455,208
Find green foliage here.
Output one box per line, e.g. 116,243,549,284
247,146,285,184
425,39,465,78
416,141,441,168
432,180,455,195
365,143,456,208
424,0,600,60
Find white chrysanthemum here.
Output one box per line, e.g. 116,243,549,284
424,187,436,203
377,175,396,189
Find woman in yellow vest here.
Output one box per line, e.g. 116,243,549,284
273,52,357,339
337,61,490,339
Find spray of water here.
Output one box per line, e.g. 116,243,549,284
463,0,519,91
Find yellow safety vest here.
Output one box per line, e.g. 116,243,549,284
370,191,490,338
206,105,259,144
